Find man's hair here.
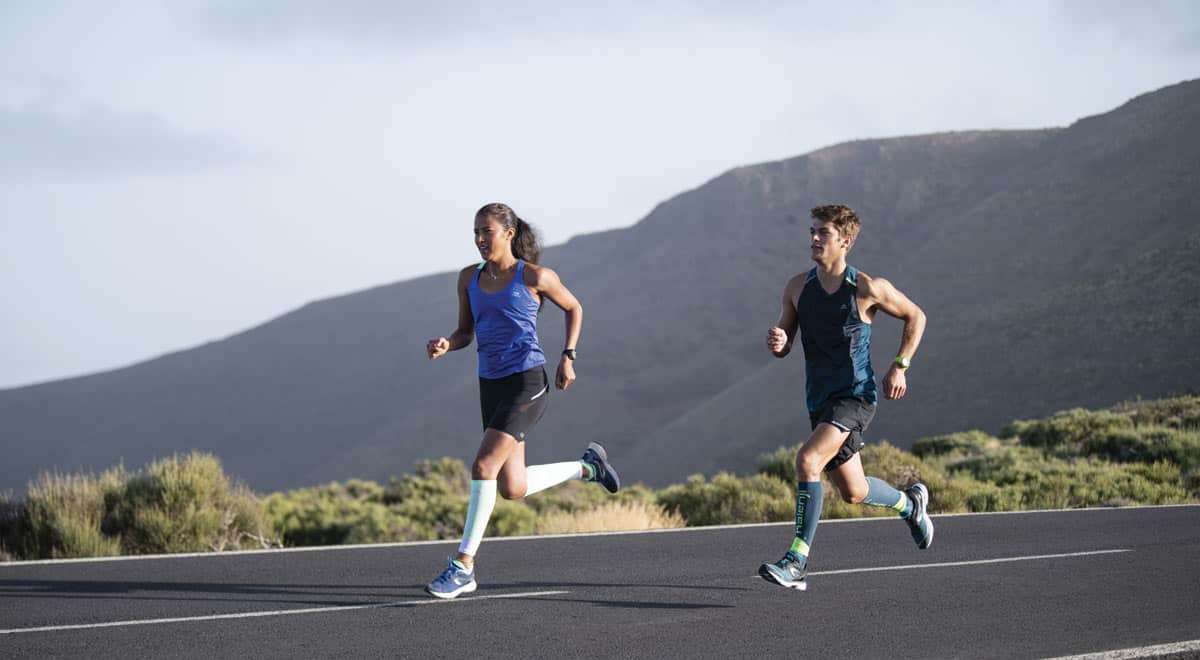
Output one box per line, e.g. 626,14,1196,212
811,204,861,242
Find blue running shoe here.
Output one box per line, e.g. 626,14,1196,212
425,557,477,599
581,442,620,493
903,483,934,549
758,552,807,591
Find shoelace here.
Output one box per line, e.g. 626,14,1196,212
436,565,462,584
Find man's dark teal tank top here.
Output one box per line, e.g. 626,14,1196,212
468,260,546,379
797,265,877,412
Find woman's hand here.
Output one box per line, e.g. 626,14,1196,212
427,337,450,359
556,357,576,390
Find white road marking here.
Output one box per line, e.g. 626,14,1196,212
1042,638,1200,659
0,590,569,636
753,549,1131,579
810,548,1131,576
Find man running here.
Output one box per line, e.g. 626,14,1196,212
759,204,933,591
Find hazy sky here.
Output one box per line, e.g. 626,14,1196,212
2,1,1198,389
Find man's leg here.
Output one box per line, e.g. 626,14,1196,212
827,454,934,550
759,423,846,590
827,454,910,515
789,423,850,564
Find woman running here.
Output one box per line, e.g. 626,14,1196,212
424,202,620,599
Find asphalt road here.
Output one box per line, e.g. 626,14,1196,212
2,506,1199,659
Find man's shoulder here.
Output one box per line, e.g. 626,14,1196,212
786,269,816,291
855,270,903,300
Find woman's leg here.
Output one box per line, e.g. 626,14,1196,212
455,428,521,568
500,440,588,499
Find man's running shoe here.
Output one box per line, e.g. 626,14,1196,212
903,483,934,549
758,552,808,591
581,442,620,493
425,557,477,599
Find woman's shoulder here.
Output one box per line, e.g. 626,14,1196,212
457,263,483,285
520,261,560,288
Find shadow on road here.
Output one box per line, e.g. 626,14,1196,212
0,578,404,607
481,580,752,592
520,595,734,610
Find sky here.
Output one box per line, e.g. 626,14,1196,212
1,1,1198,389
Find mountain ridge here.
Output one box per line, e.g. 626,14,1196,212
3,79,1197,491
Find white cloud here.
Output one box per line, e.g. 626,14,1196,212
0,99,246,178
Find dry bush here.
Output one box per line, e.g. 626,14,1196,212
535,500,685,534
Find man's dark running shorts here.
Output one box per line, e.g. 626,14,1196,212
809,396,876,471
479,365,550,440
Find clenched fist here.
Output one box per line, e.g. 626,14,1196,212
766,326,789,354
426,337,450,359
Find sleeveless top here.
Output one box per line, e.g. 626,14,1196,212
796,265,877,412
468,260,546,379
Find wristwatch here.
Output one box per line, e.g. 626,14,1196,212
562,349,577,361
894,355,911,369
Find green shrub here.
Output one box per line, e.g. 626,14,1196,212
1081,426,1200,471
756,446,797,484
911,430,1003,459
383,458,470,504
1114,395,1200,429
265,481,427,546
488,500,537,537
946,449,1190,508
1004,409,1134,451
22,470,124,559
0,492,24,561
111,453,252,554
657,473,793,526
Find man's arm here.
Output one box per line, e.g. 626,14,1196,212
767,276,802,358
862,275,926,399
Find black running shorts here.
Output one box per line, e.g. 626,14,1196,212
479,365,550,441
809,396,876,471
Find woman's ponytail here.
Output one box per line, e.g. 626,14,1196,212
511,217,541,264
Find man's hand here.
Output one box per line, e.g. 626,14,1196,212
882,365,908,399
426,337,450,360
767,326,789,354
555,358,576,390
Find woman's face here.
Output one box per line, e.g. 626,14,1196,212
474,214,514,261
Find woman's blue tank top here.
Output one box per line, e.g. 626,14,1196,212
468,260,546,379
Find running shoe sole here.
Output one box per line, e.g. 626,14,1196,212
758,563,808,591
906,483,934,550
425,580,477,600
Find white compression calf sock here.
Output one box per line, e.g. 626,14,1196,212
458,479,497,557
523,462,585,498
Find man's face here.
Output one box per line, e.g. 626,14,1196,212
810,220,850,262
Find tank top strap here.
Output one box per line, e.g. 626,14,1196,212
845,265,859,288
512,260,527,290
471,261,485,288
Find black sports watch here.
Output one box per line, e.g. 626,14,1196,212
561,349,577,361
